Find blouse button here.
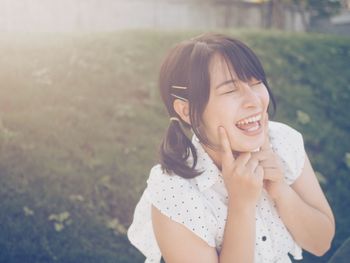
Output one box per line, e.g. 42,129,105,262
262,236,267,241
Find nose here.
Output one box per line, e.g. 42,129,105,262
239,82,261,108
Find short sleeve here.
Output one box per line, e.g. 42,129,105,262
289,241,303,260
146,164,217,247
127,189,162,263
269,121,306,186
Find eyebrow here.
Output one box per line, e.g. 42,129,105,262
215,79,238,89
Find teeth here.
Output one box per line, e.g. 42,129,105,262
246,123,260,131
236,114,262,126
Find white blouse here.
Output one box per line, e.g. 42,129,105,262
127,120,305,263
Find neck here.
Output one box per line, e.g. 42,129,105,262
201,143,240,171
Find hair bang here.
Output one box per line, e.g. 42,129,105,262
221,44,265,83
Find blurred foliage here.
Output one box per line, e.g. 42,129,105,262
290,0,342,18
0,29,349,262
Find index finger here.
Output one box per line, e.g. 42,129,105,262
218,126,235,166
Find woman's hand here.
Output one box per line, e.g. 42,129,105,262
218,125,264,209
252,113,288,200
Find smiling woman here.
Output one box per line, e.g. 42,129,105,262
127,32,335,263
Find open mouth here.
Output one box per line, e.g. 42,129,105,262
235,113,262,132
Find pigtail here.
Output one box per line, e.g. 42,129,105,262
159,119,201,179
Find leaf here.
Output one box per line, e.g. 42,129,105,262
296,110,310,124
315,171,327,184
48,214,59,221
58,211,70,222
69,194,85,202
54,223,64,232
23,206,34,216
344,152,350,169
99,175,113,190
48,211,70,223
106,218,127,235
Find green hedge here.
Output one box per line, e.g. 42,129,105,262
0,29,349,262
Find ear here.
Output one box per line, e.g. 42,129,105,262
173,99,190,125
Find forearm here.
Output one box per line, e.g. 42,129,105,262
274,184,335,256
219,203,256,263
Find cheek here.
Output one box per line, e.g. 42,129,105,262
201,102,225,138
202,106,221,135
261,88,270,107
203,101,237,142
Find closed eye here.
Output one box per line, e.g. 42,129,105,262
250,80,263,86
222,81,263,94
222,88,238,94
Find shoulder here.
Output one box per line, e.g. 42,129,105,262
147,164,195,195
268,121,306,185
151,204,219,262
146,164,205,214
268,121,304,153
146,164,217,247
269,120,303,140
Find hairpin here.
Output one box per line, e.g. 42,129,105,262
171,85,187,90
170,117,181,122
170,93,188,102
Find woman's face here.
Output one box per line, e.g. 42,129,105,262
201,53,270,153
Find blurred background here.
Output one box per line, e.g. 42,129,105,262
0,0,349,34
0,0,349,262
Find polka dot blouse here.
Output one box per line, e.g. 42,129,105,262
127,121,305,263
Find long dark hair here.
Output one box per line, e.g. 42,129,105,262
158,32,276,179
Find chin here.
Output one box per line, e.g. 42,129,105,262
236,139,264,152
234,135,263,148
239,146,260,153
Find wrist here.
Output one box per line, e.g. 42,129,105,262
228,200,257,214
271,181,292,202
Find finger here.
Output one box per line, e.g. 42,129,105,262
258,158,276,168
245,157,259,174
262,168,281,181
218,126,235,166
251,150,269,162
254,165,264,181
261,113,270,151
235,152,252,175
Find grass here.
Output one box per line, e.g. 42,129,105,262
0,29,349,262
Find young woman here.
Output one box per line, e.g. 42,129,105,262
127,33,335,263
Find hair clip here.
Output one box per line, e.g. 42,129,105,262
171,85,187,90
170,117,181,122
170,93,188,102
